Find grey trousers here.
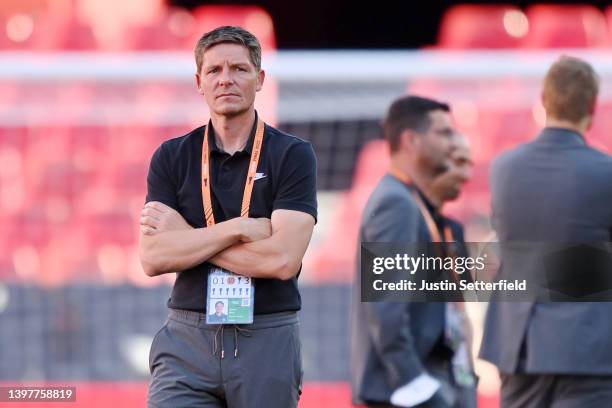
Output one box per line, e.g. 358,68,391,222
501,373,612,408
148,309,303,408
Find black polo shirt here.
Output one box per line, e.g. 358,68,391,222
145,115,317,314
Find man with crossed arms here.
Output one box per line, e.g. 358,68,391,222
139,26,317,408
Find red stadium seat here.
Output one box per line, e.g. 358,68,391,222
311,140,389,282
38,16,97,50
606,6,612,47
188,5,276,51
522,4,608,48
479,106,540,156
588,100,612,153
0,83,19,114
6,206,51,253
0,13,97,50
0,130,27,231
124,7,194,50
86,211,137,246
438,4,525,49
408,77,539,162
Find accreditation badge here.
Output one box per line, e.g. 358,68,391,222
206,268,254,325
451,343,476,388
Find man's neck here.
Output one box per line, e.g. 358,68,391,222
415,176,441,210
545,118,587,135
210,109,256,155
425,187,443,209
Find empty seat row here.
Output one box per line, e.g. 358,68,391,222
0,5,275,51
439,4,612,49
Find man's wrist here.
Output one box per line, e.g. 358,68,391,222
225,217,246,243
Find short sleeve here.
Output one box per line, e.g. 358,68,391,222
145,142,179,210
272,141,318,223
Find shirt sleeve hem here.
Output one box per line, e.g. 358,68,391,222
272,201,318,224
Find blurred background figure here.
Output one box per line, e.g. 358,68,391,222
2,1,612,407
480,56,612,408
351,96,477,408
430,134,473,207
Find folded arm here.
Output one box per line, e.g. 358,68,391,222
138,201,271,277
139,222,239,277
209,209,315,280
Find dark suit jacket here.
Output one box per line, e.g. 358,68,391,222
350,174,467,404
480,128,612,374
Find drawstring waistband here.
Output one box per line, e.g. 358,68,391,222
213,325,224,358
233,325,252,357
212,324,252,359
168,308,298,330
167,308,297,359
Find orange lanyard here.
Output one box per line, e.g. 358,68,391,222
388,166,454,243
201,118,265,226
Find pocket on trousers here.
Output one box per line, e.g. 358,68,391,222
290,324,304,396
148,320,168,374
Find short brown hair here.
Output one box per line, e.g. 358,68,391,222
542,56,599,124
194,26,262,74
384,95,450,152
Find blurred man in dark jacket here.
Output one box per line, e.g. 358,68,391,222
480,56,612,408
351,96,476,408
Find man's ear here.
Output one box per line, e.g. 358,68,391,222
399,128,419,151
584,115,594,131
195,73,204,95
256,69,265,92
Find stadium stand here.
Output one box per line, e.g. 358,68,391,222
438,4,525,49
3,2,612,407
187,5,276,51
521,4,608,48
607,6,612,46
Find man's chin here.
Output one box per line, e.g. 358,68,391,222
443,189,461,202
213,104,248,117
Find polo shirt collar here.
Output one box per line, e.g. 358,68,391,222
207,111,259,155
536,127,586,147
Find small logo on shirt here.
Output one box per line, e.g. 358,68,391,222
254,172,267,181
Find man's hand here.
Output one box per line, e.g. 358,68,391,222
140,201,192,235
210,210,314,280
237,217,272,242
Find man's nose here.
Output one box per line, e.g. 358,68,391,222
219,67,234,85
449,133,462,151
